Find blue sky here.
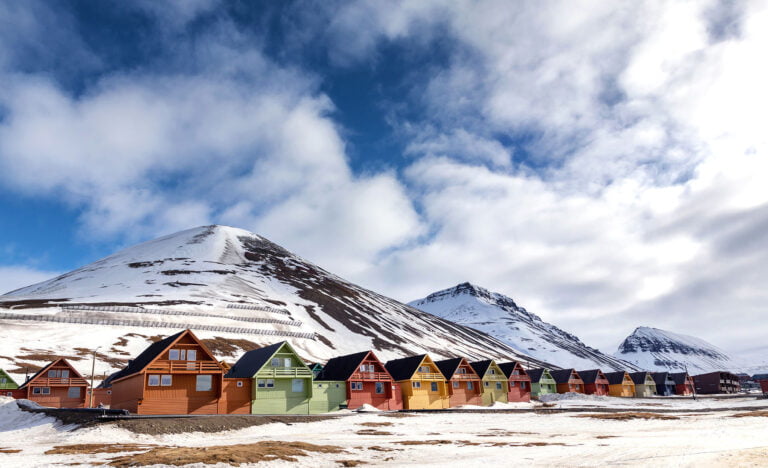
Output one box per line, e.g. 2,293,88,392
1,0,767,355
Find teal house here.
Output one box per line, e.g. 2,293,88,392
527,368,557,397
225,341,314,414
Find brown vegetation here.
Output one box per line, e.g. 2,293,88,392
337,460,367,466
0,448,22,454
574,412,679,421
200,337,261,357
359,422,394,427
107,441,345,466
356,429,393,436
45,444,155,455
731,411,768,418
395,440,480,446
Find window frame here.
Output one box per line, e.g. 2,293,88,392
160,375,172,387
430,382,438,392
375,382,385,394
412,381,421,389
195,375,212,392
67,387,80,399
291,379,304,393
41,387,50,395
148,375,160,386
169,349,180,360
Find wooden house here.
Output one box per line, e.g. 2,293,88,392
578,369,610,396
629,372,657,397
756,375,768,394
651,372,676,396
226,341,314,414
604,371,635,397
692,371,741,394
670,372,695,396
0,369,19,396
498,361,531,402
15,359,89,408
469,360,510,405
435,358,483,407
385,355,449,409
550,369,584,394
109,329,228,415
318,351,402,410
527,368,557,397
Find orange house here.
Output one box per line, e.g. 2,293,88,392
435,358,483,407
108,329,236,415
15,358,89,408
550,369,584,394
498,361,532,402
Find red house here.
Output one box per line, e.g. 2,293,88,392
107,329,230,414
550,369,584,394
670,372,695,396
15,358,89,408
435,358,483,407
316,351,402,410
578,369,610,396
498,361,531,402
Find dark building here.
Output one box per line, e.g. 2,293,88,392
692,371,741,394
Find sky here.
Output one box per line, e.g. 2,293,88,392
0,0,766,356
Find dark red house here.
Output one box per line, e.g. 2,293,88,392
435,357,483,407
669,372,695,396
578,369,609,396
317,350,402,410
498,361,531,402
693,371,741,394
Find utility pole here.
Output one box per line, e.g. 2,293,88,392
89,347,101,408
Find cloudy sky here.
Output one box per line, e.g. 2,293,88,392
0,0,766,356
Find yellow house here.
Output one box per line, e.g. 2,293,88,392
604,371,636,397
470,360,509,406
385,354,450,409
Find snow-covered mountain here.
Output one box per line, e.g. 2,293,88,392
614,326,754,374
409,283,637,371
0,225,551,382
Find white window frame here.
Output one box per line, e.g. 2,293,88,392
148,375,160,386
33,387,42,395
266,379,274,388
237,381,244,388
42,387,50,395
196,375,212,392
257,379,266,388
271,358,280,367
284,358,292,368
187,350,197,361
160,375,172,387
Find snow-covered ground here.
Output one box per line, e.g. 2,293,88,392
2,395,768,467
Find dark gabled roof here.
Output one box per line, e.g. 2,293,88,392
469,360,493,377
549,369,578,384
225,342,286,379
316,351,371,381
629,372,654,385
435,358,464,380
651,372,674,386
385,355,428,381
604,371,630,385
669,372,691,385
527,368,548,383
578,369,606,384
498,362,528,379
107,330,186,384
752,373,768,381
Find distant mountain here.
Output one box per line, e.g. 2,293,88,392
614,326,749,374
0,225,551,381
409,282,637,371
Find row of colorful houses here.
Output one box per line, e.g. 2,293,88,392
0,329,757,414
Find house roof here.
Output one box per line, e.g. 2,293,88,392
578,369,606,384
669,372,691,385
603,371,630,385
104,330,186,386
0,369,18,385
498,362,528,379
316,351,372,381
629,372,654,385
469,360,493,377
18,358,86,389
225,342,287,379
435,358,466,380
526,368,549,383
549,369,578,384
651,372,673,386
752,373,768,381
385,355,428,381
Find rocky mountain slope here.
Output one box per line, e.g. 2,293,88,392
0,225,551,381
614,326,752,374
409,283,637,371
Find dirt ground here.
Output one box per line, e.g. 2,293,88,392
110,414,342,435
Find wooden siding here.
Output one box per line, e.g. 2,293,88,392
139,374,221,415
219,378,251,415
110,373,144,413
20,359,89,408
348,381,402,410
0,370,18,390
251,378,312,414
89,388,113,408
608,381,635,397
310,381,347,413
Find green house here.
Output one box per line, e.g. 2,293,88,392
470,360,509,405
527,368,557,397
0,369,19,392
309,380,347,413
225,341,315,414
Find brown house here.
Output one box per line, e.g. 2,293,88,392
435,358,483,407
550,369,584,394
15,358,89,408
578,369,610,396
108,329,232,414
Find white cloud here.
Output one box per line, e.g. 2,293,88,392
0,266,60,296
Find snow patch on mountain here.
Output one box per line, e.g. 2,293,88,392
409,282,637,371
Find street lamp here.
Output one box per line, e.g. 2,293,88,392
89,347,101,408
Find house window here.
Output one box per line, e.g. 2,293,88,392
266,379,274,388
496,382,502,390
196,375,212,392
187,350,197,361
419,366,431,373
271,358,280,367
237,381,243,388
453,382,459,388
484,381,489,387
0,377,6,384
351,382,363,391
375,382,384,394
489,369,495,375
430,382,438,392
6,392,11,397
61,370,69,379
148,375,160,386
67,387,80,399
257,380,266,388
335,383,340,388
284,358,292,368
42,387,50,395
161,375,172,386
412,381,421,389
521,382,527,389
317,383,323,388
510,381,515,387
48,370,57,378
33,387,42,395
457,368,466,374
292,379,304,393
513,370,520,375
169,350,180,360
467,381,474,390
